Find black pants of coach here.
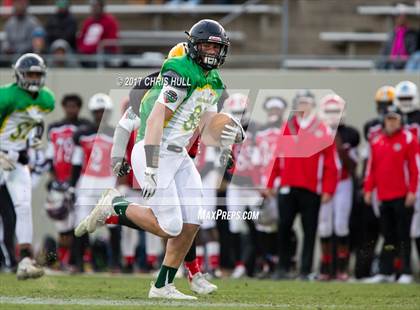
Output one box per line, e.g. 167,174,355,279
379,198,413,275
277,187,321,275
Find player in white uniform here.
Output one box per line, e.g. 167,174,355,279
224,93,263,278
71,94,119,272
317,94,360,281
0,54,55,279
254,97,287,278
76,20,245,299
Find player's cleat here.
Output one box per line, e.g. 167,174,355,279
17,257,44,280
189,272,218,295
86,188,121,233
74,216,89,237
148,282,197,300
231,264,246,279
397,274,413,284
362,274,394,284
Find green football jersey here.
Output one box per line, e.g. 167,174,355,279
0,83,55,151
137,55,224,148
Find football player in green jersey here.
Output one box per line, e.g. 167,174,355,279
0,53,55,279
77,19,245,299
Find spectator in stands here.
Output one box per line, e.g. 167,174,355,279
1,0,40,55
77,0,119,67
45,0,77,50
30,27,47,56
378,6,417,70
49,39,79,68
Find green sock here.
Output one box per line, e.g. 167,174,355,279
112,196,129,218
155,265,178,288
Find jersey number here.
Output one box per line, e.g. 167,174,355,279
56,137,74,163
183,105,202,131
10,122,35,141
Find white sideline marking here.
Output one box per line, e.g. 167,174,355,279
0,296,274,308
0,296,417,309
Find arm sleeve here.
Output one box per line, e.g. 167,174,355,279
322,141,339,195
111,125,131,160
363,145,375,193
118,106,141,132
407,138,419,193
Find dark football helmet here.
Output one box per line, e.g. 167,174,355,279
14,53,47,93
186,19,230,70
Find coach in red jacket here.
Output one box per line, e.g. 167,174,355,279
364,104,418,284
269,90,339,280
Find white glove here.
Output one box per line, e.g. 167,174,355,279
0,151,17,171
220,120,246,147
142,167,158,200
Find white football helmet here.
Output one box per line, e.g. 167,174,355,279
319,94,346,128
88,93,113,111
394,81,419,114
222,93,250,124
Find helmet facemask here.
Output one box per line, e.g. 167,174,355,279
188,39,228,70
396,96,417,114
16,70,46,93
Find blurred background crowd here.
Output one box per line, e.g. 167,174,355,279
0,0,419,70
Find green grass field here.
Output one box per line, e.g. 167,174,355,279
0,273,419,310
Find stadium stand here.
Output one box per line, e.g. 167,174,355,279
0,1,417,69
357,4,420,16
0,4,282,16
319,32,388,56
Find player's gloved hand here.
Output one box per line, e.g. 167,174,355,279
142,167,157,200
112,157,132,177
219,148,234,169
220,117,246,147
0,151,17,171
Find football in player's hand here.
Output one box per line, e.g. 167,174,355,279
202,113,234,146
